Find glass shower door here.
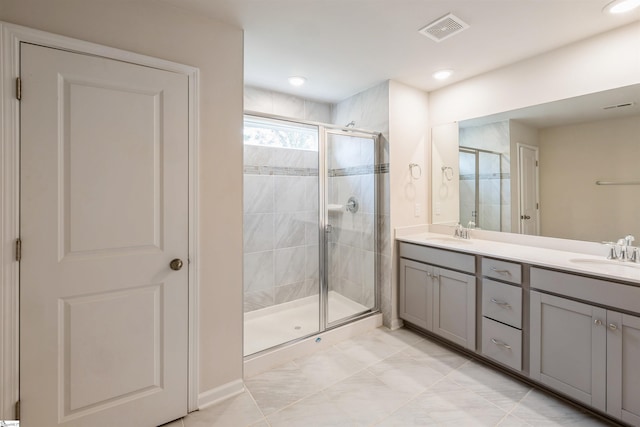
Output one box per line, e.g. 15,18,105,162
242,115,320,356
459,148,477,227
324,130,378,326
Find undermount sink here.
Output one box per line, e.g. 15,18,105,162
425,236,473,245
569,258,640,270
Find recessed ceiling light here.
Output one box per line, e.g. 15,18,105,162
433,70,453,80
288,76,307,87
603,0,640,14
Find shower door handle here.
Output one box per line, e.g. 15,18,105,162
325,224,332,233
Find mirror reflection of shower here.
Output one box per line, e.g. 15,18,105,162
459,146,503,232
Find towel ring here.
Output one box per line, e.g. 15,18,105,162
409,163,422,179
441,166,453,181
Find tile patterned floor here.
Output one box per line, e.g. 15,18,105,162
166,327,614,427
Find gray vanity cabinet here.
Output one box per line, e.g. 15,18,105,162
530,291,607,411
530,268,640,425
606,311,640,425
531,291,640,424
399,243,476,351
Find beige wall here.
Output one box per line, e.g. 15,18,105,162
0,0,244,394
539,115,640,242
429,22,640,126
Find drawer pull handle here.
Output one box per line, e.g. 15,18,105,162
490,267,511,276
594,319,603,326
609,323,618,331
490,298,511,309
491,338,512,350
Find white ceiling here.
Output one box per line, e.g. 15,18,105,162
163,0,640,104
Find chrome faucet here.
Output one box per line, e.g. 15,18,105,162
604,235,638,262
453,223,471,239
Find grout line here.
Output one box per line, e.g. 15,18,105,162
244,385,271,426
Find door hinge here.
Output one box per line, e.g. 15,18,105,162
15,238,21,262
15,399,20,420
16,77,21,101
535,160,538,167
536,203,539,210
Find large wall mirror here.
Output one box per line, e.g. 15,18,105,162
449,83,640,243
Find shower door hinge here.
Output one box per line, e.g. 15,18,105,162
15,399,20,420
15,238,22,262
16,77,21,101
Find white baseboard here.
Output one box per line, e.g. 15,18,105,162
388,318,404,330
196,379,245,410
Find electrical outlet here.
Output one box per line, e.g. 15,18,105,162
414,203,422,217
435,202,441,215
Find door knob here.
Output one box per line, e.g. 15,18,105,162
520,215,531,220
170,258,184,271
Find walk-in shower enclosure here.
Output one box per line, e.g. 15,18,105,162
243,114,380,355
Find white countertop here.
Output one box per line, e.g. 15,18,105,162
397,232,640,286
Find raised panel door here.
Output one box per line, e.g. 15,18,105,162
399,259,433,331
433,267,476,350
530,292,606,412
607,311,640,426
20,43,189,427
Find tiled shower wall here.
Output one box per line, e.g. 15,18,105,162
332,82,392,327
243,145,319,312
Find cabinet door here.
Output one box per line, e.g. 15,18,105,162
433,267,476,350
607,311,640,425
530,292,606,411
399,258,433,331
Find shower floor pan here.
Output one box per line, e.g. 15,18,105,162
244,291,369,356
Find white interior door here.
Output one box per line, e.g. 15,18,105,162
20,43,189,427
518,144,539,235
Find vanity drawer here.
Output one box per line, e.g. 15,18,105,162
482,317,522,372
530,267,640,315
399,242,475,274
482,258,522,284
482,279,522,329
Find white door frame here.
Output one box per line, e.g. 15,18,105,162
0,21,201,419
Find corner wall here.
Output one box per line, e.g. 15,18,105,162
388,81,430,328
0,0,244,399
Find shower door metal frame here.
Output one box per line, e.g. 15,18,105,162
243,111,381,354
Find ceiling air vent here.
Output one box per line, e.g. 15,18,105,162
602,102,635,110
419,13,469,42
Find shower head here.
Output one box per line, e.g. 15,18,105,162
346,121,356,128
